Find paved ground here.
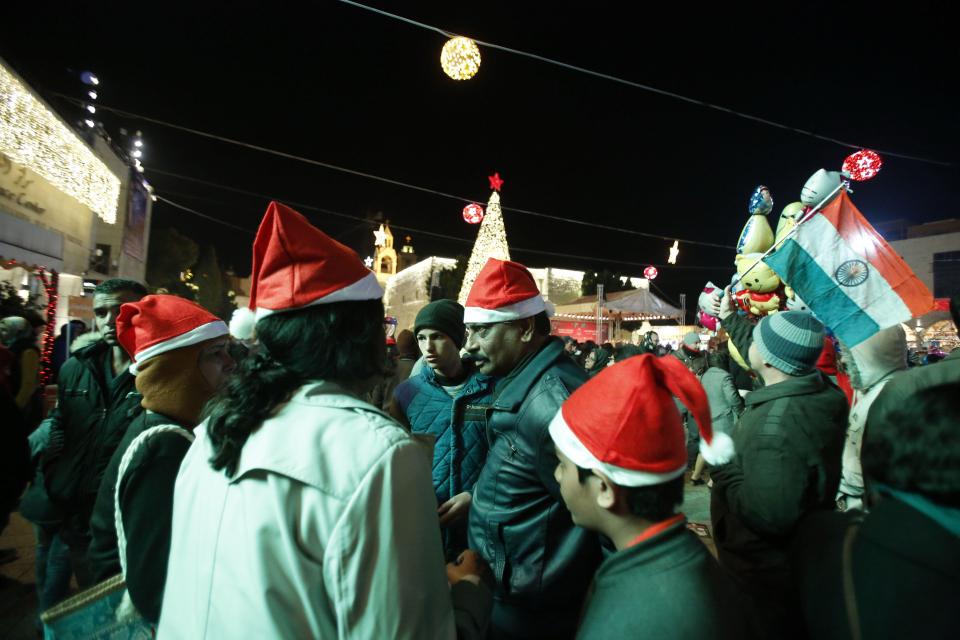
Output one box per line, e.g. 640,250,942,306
1,513,43,640
0,477,716,638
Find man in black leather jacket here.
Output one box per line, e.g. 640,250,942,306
463,258,602,639
42,279,146,586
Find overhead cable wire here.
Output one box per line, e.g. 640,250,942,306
152,188,730,272
52,94,736,250
336,0,952,168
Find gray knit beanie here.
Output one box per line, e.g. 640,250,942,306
414,299,466,349
752,311,824,375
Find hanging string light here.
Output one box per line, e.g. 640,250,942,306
667,240,679,264
462,202,484,224
842,149,883,181
440,36,481,80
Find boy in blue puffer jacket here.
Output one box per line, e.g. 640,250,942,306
389,300,494,559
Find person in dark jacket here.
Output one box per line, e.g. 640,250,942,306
584,346,610,377
1,315,43,429
97,294,234,624
550,354,749,640
463,258,601,640
41,278,147,587
390,299,494,558
0,342,30,534
673,331,707,376
710,310,847,638
50,320,88,382
793,382,960,640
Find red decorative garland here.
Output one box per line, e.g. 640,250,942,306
35,268,59,387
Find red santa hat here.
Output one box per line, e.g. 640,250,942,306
549,354,734,487
463,258,548,324
230,201,383,339
118,294,229,375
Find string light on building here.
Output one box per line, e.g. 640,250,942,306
0,62,121,223
36,268,59,387
85,104,96,114
80,71,99,86
87,90,97,100
440,36,481,80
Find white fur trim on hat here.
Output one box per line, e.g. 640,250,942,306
254,271,383,322
229,307,257,341
129,320,229,375
548,408,686,488
464,294,546,324
700,431,735,466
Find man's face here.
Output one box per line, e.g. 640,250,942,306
564,340,576,353
554,447,599,530
464,320,529,376
197,337,237,391
93,290,143,346
0,317,28,345
584,351,597,369
649,333,660,346
416,328,460,376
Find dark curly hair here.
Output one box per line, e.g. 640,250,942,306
206,299,385,477
863,382,960,507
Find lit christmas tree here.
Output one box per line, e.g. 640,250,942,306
458,173,511,304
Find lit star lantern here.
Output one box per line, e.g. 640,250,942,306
488,172,504,191
440,36,481,80
644,265,659,280
373,227,388,247
843,149,883,181
463,202,485,224
667,241,679,265
363,256,374,268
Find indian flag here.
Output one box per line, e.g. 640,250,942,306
765,191,933,348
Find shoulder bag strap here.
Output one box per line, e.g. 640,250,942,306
114,424,195,578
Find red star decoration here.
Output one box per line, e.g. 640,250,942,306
488,172,504,191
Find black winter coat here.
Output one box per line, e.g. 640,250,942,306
43,341,142,509
468,337,602,639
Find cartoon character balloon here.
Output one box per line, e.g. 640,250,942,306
774,201,806,246
737,185,776,255
800,169,844,207
697,282,721,331
733,253,785,317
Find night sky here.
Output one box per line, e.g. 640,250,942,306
3,1,958,310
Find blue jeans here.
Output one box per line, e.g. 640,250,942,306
35,526,73,621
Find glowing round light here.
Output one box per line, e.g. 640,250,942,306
440,36,481,80
843,149,883,181
84,119,95,128
85,104,96,114
80,71,99,86
134,139,143,148
463,202,484,224
644,266,658,280
132,149,142,158
87,90,97,100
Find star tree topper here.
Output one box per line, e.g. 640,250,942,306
488,172,504,192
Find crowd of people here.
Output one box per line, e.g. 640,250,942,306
0,199,957,639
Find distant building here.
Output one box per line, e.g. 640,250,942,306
889,219,960,299
0,58,153,328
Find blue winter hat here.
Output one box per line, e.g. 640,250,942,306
752,311,824,376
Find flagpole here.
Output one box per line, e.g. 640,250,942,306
729,182,846,292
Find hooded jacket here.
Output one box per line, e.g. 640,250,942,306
836,326,907,505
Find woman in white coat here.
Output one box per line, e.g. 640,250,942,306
158,202,489,639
